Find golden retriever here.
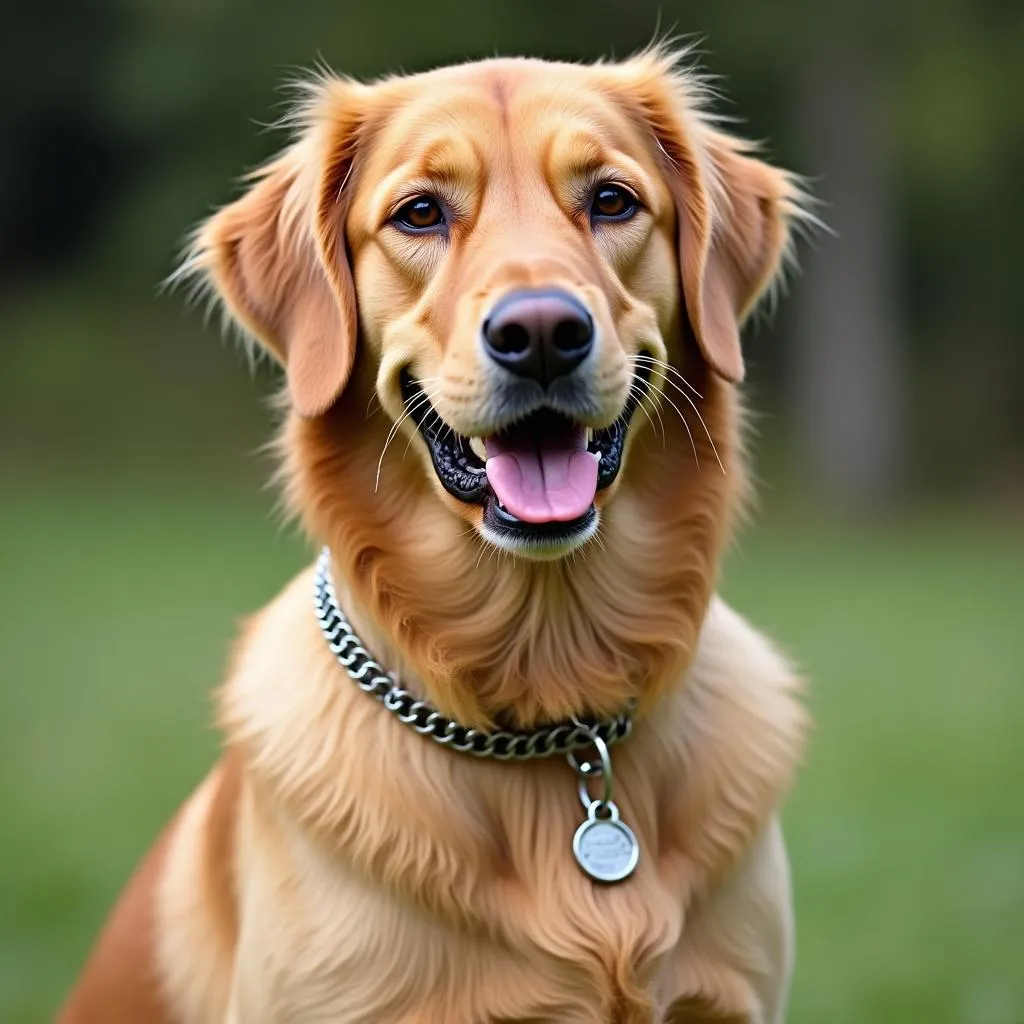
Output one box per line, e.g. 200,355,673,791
59,47,807,1024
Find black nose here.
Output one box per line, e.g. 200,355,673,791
482,289,594,386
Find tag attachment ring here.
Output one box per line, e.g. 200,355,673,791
567,729,614,810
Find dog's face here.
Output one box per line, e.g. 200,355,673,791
350,64,679,556
192,52,799,561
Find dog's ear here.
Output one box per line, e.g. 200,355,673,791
615,52,801,383
673,130,797,383
187,83,363,417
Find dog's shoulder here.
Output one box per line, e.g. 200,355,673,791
646,600,805,1020
688,595,806,735
217,564,326,738
660,595,808,881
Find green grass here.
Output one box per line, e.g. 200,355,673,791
1,481,1021,1022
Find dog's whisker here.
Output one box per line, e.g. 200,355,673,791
627,381,665,446
366,376,442,419
645,391,669,448
474,537,489,572
381,388,434,452
398,391,444,464
398,386,449,463
480,540,500,573
385,390,432,441
635,353,703,400
644,377,700,470
375,384,444,492
627,387,665,452
654,373,725,475
365,373,446,432
400,427,420,463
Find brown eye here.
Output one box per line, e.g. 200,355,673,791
394,196,445,232
591,183,638,222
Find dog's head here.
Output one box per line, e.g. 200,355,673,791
188,49,799,560
185,50,803,725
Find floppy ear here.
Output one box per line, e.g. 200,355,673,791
188,85,362,417
673,130,797,383
617,53,800,382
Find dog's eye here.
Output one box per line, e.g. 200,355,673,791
591,184,638,222
393,196,445,232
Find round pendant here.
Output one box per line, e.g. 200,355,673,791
572,802,639,883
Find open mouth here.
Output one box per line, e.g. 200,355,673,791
400,365,650,544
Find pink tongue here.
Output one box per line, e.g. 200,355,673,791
485,425,598,523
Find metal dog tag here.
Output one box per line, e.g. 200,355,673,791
572,800,639,883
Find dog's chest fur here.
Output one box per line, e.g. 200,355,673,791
160,571,803,1024
232,804,685,1022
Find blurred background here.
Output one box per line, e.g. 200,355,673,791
1,0,1020,1020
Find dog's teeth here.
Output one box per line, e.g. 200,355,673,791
469,437,487,461
585,427,593,444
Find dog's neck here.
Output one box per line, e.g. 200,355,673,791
282,372,745,730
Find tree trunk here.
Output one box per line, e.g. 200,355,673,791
792,11,905,513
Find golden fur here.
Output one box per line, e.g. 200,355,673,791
60,49,807,1023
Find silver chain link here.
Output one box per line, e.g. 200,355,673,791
313,547,634,760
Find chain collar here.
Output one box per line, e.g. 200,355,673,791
313,547,635,760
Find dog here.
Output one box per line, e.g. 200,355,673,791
59,47,808,1024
